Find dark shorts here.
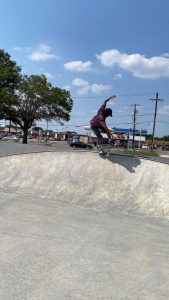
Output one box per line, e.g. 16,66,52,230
91,126,106,140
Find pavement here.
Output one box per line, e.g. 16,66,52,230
0,142,169,299
0,141,70,157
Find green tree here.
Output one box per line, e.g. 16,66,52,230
32,126,43,132
146,134,153,140
2,74,73,143
162,135,169,141
0,49,21,119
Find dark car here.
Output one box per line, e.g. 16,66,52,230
162,144,169,151
49,137,61,141
69,141,93,149
0,133,7,140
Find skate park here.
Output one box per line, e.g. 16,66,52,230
0,143,169,300
2,0,169,298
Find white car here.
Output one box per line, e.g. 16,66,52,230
2,135,20,142
141,144,149,149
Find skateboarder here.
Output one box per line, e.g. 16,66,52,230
90,95,116,150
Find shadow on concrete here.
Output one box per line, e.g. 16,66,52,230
99,153,141,173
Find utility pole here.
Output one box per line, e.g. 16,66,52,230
150,93,163,150
46,119,49,142
138,124,144,149
131,104,140,149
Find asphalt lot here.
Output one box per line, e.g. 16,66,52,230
0,141,169,165
0,141,70,157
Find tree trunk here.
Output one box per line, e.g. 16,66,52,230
22,128,28,144
9,120,11,133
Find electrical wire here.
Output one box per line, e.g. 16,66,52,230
71,91,167,98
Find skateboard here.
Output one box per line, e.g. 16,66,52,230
97,145,113,156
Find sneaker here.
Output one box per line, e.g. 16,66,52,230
97,145,103,153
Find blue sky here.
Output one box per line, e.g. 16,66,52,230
1,0,169,136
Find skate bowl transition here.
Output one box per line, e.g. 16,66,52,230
0,151,169,299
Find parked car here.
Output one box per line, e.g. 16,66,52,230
162,144,169,151
69,141,93,149
49,137,61,141
2,135,20,142
141,144,149,149
0,133,8,140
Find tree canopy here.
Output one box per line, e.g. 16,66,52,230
0,49,21,119
32,126,44,132
3,74,73,143
0,49,21,91
0,49,73,144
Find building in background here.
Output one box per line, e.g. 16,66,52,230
84,126,148,148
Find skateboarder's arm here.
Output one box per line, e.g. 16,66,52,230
104,95,116,104
98,95,116,114
104,127,112,139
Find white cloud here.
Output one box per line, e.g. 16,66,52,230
44,72,54,79
28,43,59,62
13,46,21,52
62,85,71,90
91,83,111,94
76,82,111,96
64,60,92,71
161,53,169,58
69,77,112,96
159,105,169,116
72,78,89,87
114,73,122,80
96,49,169,79
77,86,90,96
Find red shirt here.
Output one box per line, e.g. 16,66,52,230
90,100,107,129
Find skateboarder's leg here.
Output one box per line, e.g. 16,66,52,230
91,126,103,147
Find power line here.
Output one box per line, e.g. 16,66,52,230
70,113,154,119
157,121,169,125
71,91,168,98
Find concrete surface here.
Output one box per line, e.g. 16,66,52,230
0,151,169,299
